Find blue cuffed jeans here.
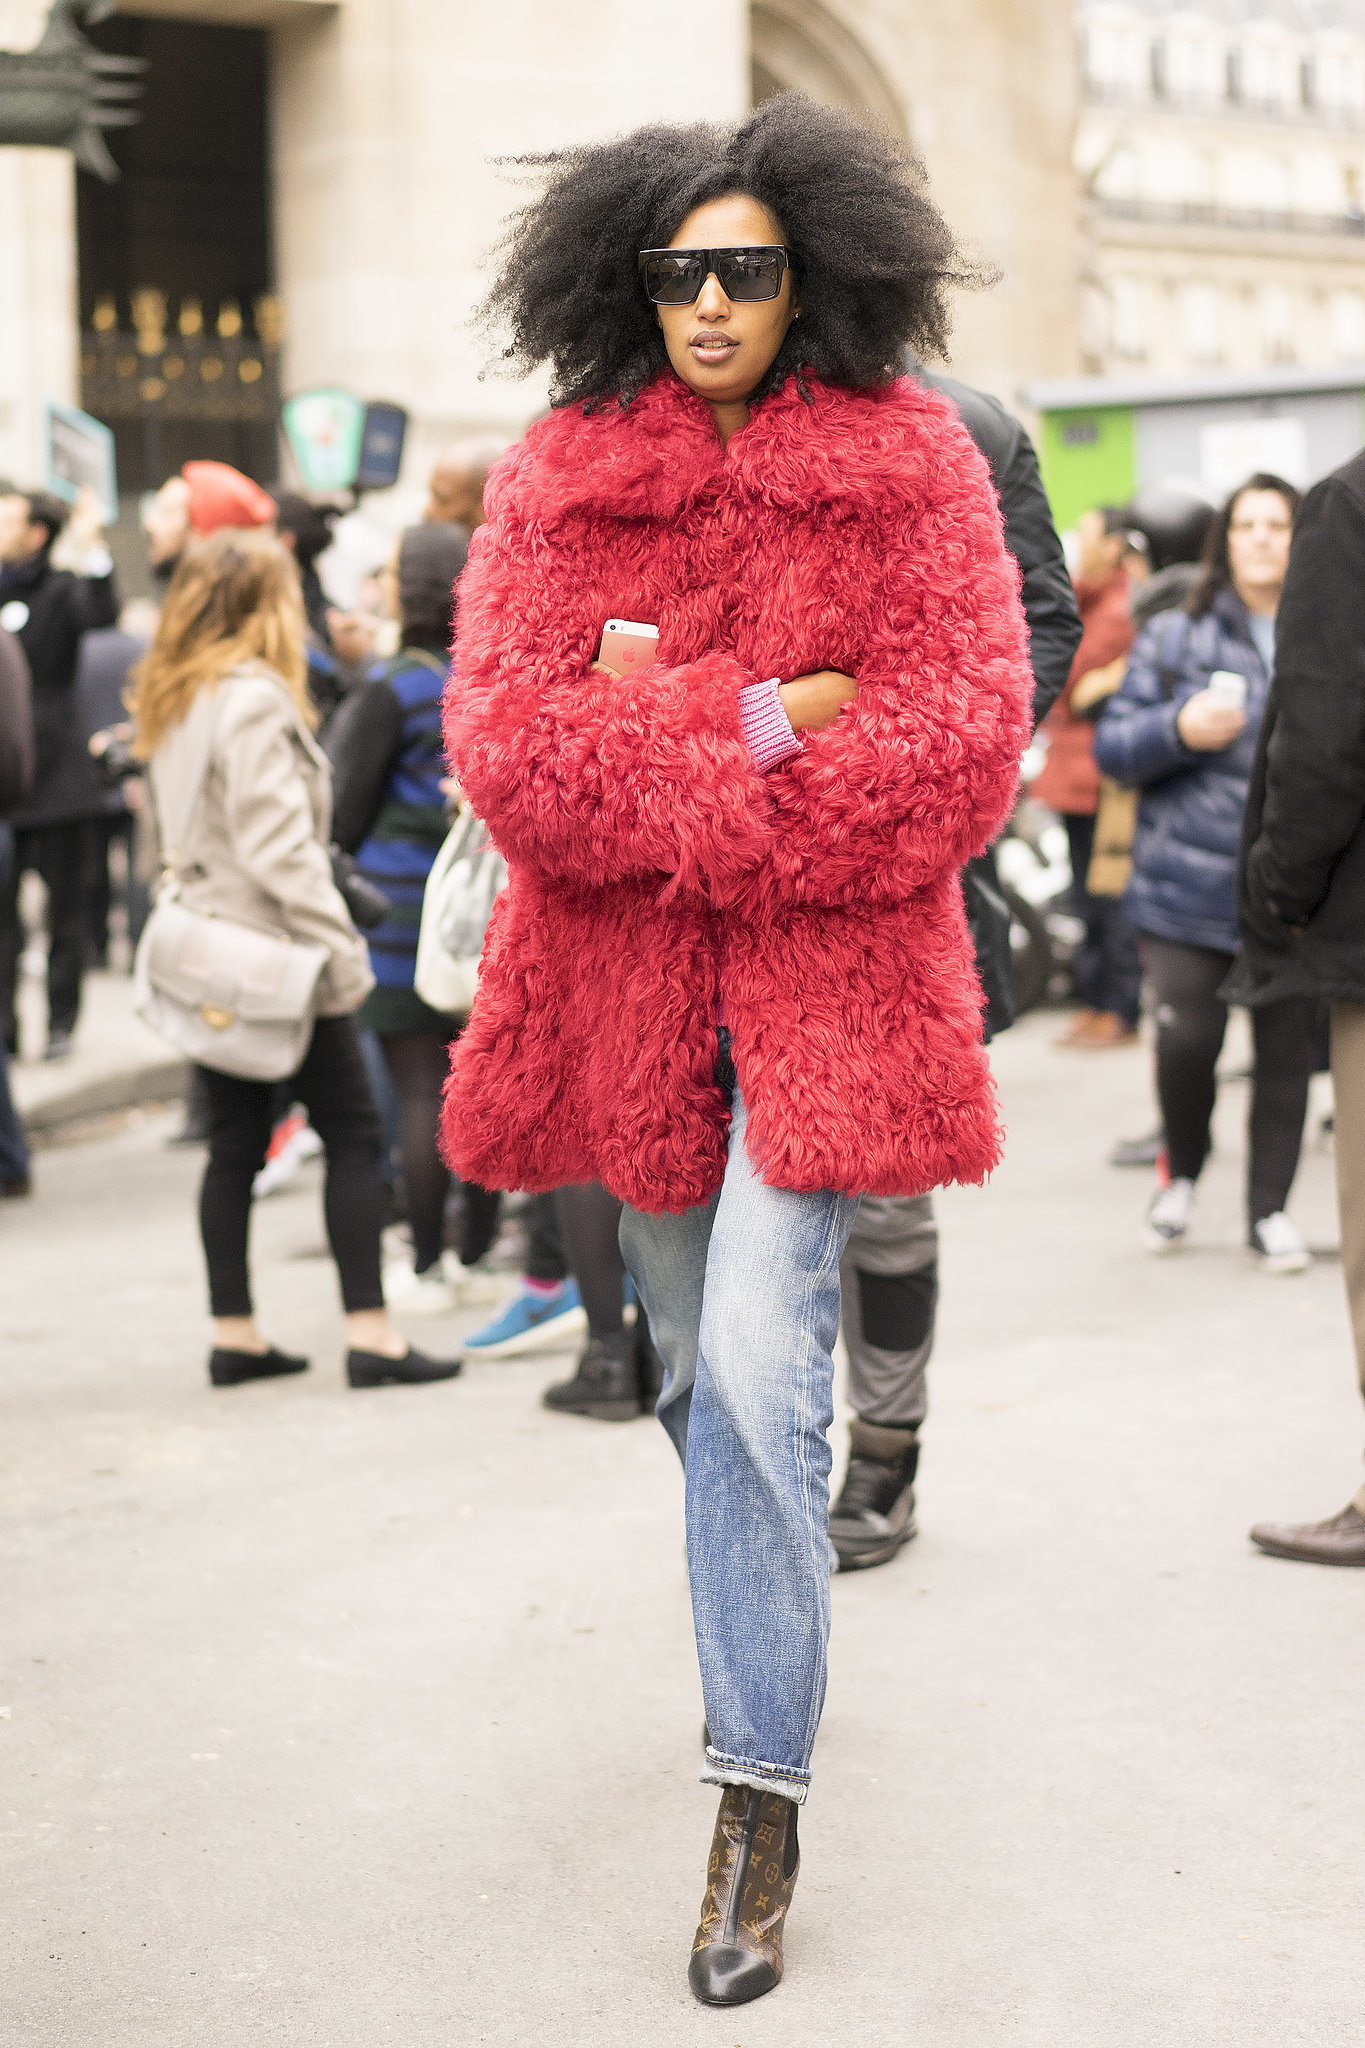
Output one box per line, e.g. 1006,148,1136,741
620,1083,860,1804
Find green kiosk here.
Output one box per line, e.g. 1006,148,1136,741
1024,363,1365,533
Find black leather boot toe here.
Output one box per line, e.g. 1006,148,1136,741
634,1315,665,1414
829,1420,920,1570
688,1786,799,2007
541,1334,639,1420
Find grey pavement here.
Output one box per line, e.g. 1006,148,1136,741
10,966,187,1138
3,1012,1364,2046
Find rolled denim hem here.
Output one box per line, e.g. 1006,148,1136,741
700,1746,810,1806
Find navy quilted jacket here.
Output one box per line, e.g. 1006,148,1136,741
1093,585,1271,954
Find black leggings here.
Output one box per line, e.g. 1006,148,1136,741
553,1182,625,1338
1141,934,1317,1227
198,1014,385,1318
380,1029,454,1275
379,1028,502,1274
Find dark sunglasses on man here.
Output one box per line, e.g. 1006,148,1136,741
637,245,798,306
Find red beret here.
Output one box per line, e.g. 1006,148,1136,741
182,461,276,536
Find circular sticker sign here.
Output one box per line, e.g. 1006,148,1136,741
0,601,30,633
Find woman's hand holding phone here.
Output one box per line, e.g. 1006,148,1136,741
591,615,856,732
1177,690,1247,752
779,670,857,732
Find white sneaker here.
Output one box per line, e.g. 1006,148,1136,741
383,1261,461,1315
1143,1177,1195,1253
252,1117,324,1199
440,1253,506,1307
1250,1212,1312,1275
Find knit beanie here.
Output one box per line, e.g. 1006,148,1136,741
398,521,468,636
183,461,276,535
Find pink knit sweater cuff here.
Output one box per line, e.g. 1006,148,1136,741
737,678,802,772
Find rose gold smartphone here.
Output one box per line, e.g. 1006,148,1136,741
598,618,659,674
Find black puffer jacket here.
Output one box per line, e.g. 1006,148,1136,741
1227,449,1365,1006
1095,585,1271,955
0,546,118,827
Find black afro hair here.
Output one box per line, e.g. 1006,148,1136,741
478,91,991,409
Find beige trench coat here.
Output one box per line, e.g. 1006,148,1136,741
147,663,373,1017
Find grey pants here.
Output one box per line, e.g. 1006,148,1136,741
839,1193,939,1430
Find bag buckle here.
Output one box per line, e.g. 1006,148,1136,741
200,1003,235,1031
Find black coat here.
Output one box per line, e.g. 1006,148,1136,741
0,547,118,828
0,627,34,818
73,626,149,817
1227,448,1365,1007
914,365,1082,726
914,365,1083,1035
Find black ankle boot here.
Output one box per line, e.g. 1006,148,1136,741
208,1345,309,1388
635,1314,665,1413
346,1345,462,1388
689,1786,800,2006
828,1420,920,1571
541,1333,639,1421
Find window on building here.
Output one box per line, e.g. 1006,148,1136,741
1241,29,1299,112
1330,289,1365,357
1112,276,1146,358
1226,46,1242,103
1151,36,1168,100
1295,152,1341,217
1185,150,1214,207
1301,56,1317,110
1180,282,1221,363
1080,282,1112,366
1218,148,1291,214
1259,285,1295,363
1311,35,1365,117
1085,11,1150,96
1167,21,1223,103
1095,143,1140,201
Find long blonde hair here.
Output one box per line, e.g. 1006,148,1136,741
128,528,312,756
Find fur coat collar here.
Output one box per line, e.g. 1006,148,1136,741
485,370,957,528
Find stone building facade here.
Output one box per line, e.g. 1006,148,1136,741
0,0,1080,507
1078,0,1365,376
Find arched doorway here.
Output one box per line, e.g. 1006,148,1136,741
750,0,908,139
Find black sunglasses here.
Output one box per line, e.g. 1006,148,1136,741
637,245,797,306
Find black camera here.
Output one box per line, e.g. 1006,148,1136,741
329,846,390,932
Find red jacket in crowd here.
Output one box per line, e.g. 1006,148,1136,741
1031,567,1135,817
441,373,1033,1212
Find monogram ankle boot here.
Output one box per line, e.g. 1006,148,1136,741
688,1785,800,2006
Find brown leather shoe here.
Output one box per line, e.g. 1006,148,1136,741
1054,1007,1100,1046
1062,1010,1140,1050
688,1786,799,2007
1249,1503,1365,1565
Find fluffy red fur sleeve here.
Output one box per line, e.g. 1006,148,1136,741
757,419,1033,909
446,516,775,899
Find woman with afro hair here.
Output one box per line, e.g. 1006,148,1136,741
441,92,1033,2004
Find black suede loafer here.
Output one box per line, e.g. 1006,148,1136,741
208,1345,309,1388
346,1345,462,1388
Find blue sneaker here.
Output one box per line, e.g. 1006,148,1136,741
460,1279,586,1359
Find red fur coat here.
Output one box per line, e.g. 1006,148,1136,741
441,371,1032,1212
